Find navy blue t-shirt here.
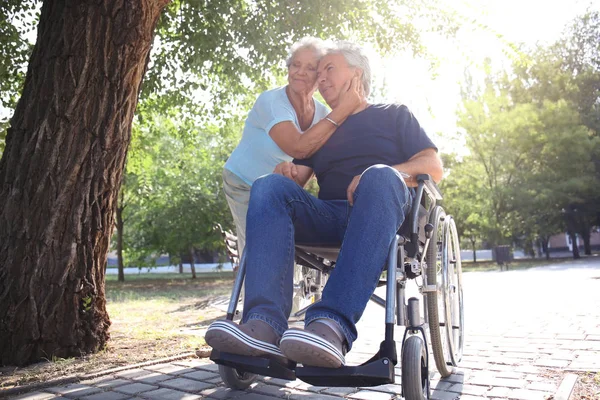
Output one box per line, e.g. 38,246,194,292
294,104,437,200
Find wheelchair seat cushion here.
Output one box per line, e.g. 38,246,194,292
205,319,286,362
280,321,347,368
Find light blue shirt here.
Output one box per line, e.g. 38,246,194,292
224,86,330,185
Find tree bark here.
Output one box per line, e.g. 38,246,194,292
179,259,183,274
116,200,125,283
541,237,550,260
189,246,197,279
470,237,477,263
569,232,581,259
0,0,168,366
580,228,592,256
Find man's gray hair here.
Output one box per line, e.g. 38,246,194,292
285,37,326,68
325,41,372,97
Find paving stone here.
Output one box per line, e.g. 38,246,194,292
430,390,460,400
347,390,394,400
45,384,103,397
180,369,220,381
197,363,220,372
117,369,154,379
526,382,557,392
12,392,56,400
514,365,541,374
289,393,344,400
321,386,359,396
533,358,570,368
508,388,552,400
86,378,131,389
468,375,526,389
159,377,214,392
80,391,131,400
361,383,402,395
429,380,453,392
172,358,212,368
486,386,512,397
142,388,202,400
447,383,488,396
131,372,173,384
236,393,281,400
200,386,246,399
144,363,189,375
250,383,300,398
289,381,327,392
495,371,525,379
114,382,159,394
555,334,586,340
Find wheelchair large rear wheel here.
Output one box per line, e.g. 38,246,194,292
401,335,428,400
426,207,464,377
218,365,257,390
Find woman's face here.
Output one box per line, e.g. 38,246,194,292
287,48,319,95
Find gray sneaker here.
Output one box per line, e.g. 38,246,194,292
205,319,286,362
279,320,347,368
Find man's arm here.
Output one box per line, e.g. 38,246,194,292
392,148,443,186
273,162,314,187
345,148,443,205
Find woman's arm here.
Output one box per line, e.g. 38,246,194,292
270,78,362,159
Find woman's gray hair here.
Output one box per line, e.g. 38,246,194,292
285,37,326,68
325,41,372,97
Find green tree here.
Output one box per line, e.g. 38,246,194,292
0,0,457,366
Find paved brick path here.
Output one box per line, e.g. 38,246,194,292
10,257,600,400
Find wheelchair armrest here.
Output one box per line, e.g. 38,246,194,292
416,174,442,201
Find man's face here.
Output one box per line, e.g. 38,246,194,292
317,53,356,108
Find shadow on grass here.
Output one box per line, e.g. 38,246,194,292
105,272,235,303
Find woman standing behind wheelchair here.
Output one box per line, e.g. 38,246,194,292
222,37,362,257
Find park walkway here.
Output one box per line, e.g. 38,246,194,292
9,257,600,400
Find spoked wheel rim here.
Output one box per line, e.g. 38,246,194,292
442,216,464,366
426,206,453,377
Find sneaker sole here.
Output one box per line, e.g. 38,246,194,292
205,321,285,359
280,330,345,368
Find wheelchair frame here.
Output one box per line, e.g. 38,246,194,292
211,174,464,400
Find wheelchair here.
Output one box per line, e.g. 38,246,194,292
211,174,464,399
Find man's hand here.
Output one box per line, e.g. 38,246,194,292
346,175,361,206
274,162,298,181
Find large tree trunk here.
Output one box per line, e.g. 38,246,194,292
0,0,168,366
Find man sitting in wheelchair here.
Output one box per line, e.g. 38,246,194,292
206,40,443,369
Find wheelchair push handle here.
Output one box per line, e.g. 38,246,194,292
416,174,443,201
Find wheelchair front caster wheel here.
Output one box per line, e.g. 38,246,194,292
402,335,429,400
218,365,257,390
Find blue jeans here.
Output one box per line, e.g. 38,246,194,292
242,165,412,350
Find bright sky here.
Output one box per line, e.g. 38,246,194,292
375,0,598,154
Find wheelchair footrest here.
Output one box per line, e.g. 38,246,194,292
210,350,296,381
295,357,395,387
